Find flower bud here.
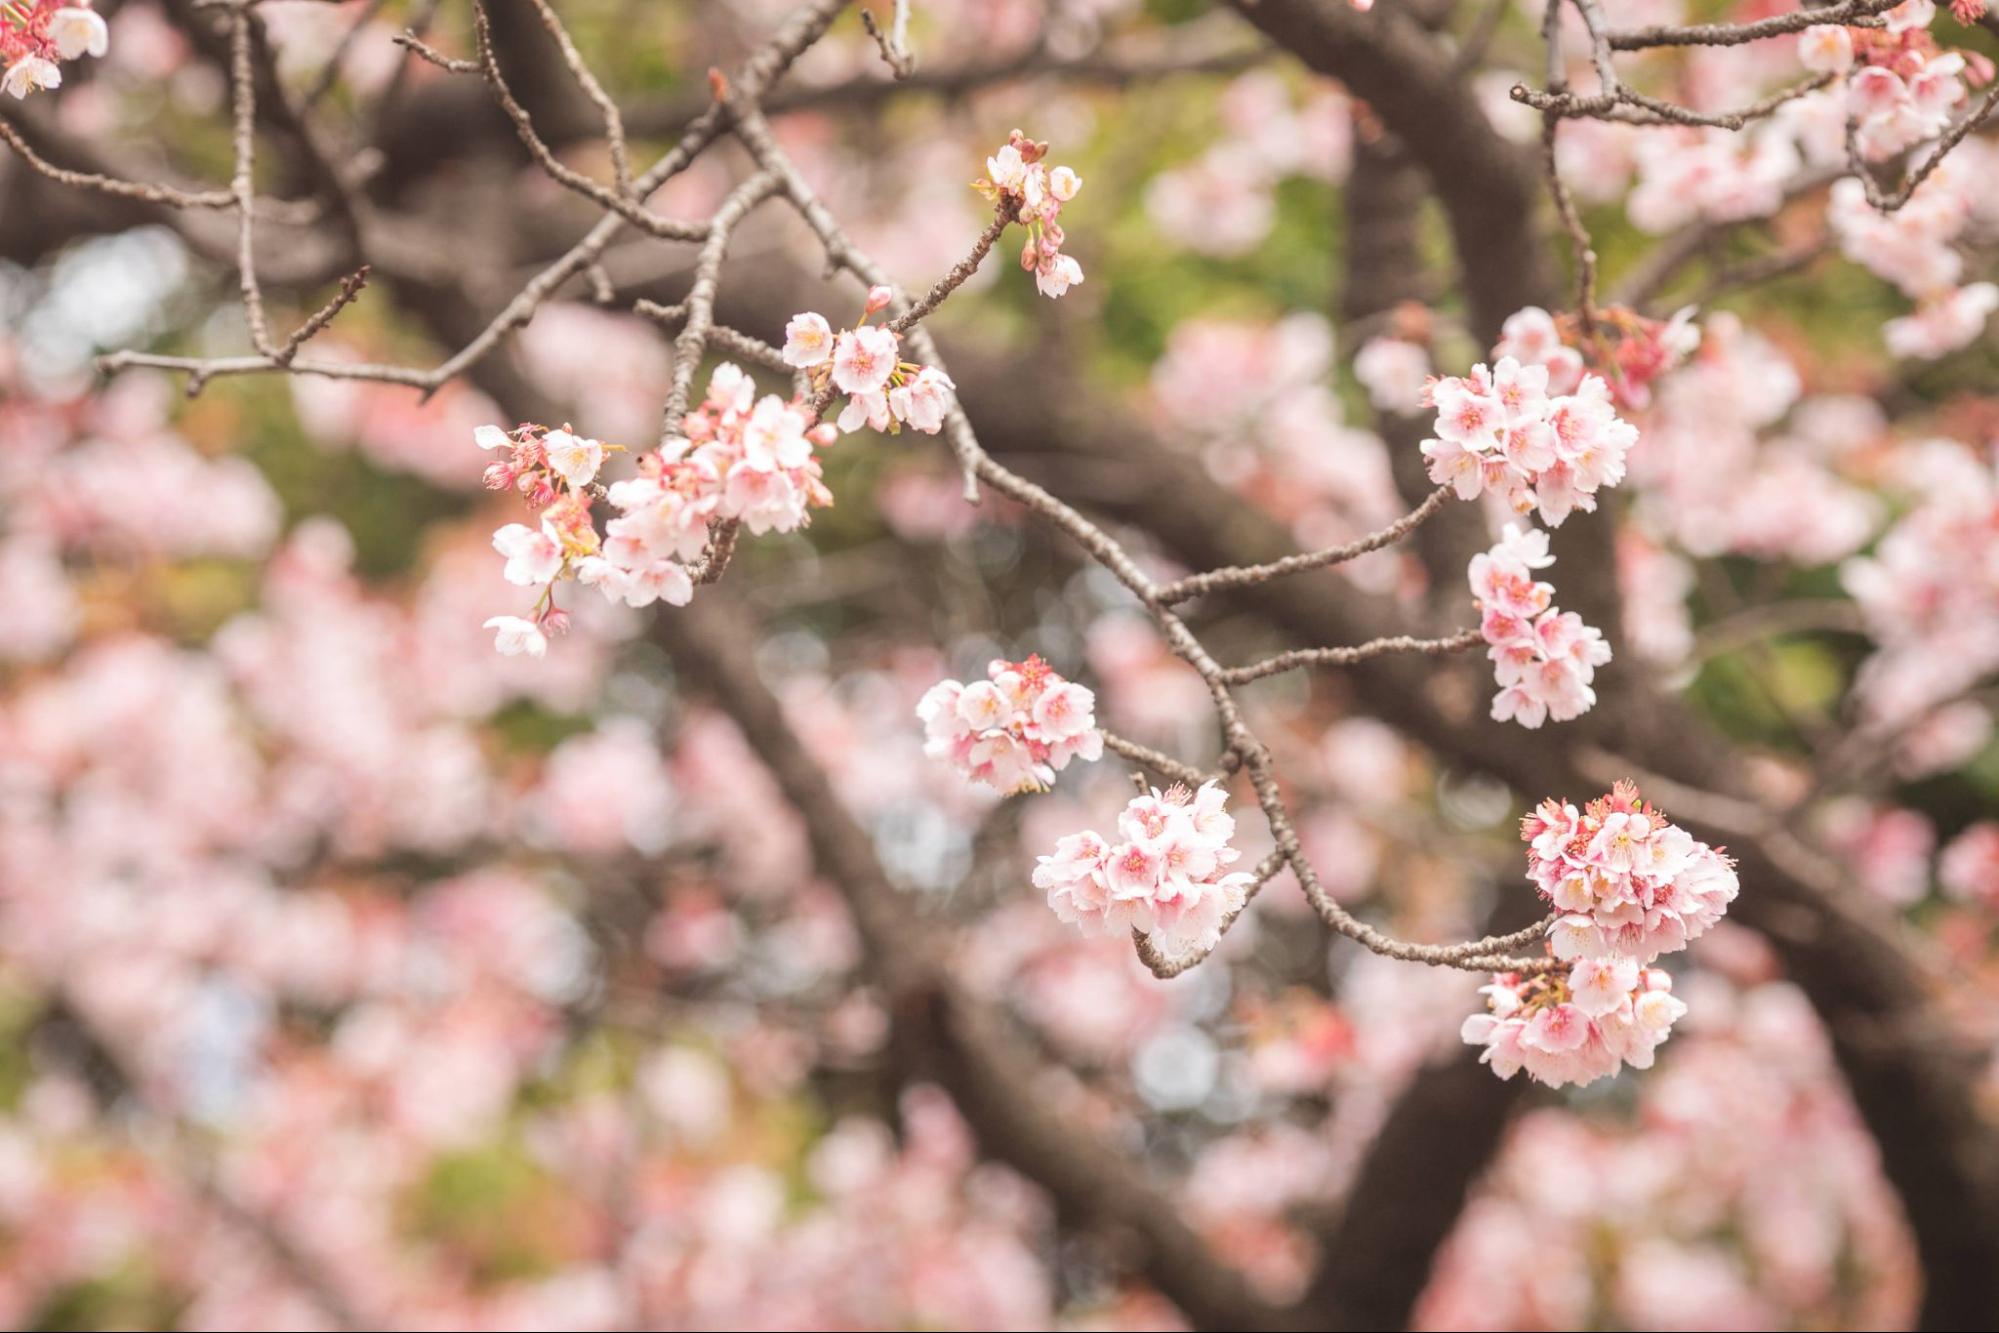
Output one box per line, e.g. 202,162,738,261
864,285,894,315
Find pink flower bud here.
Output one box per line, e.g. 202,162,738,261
1020,239,1039,271
540,607,572,637
864,285,894,314
482,462,517,490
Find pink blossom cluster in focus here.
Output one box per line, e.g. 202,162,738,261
1470,525,1611,729
917,654,1104,795
1034,781,1256,961
1461,783,1740,1087
1421,313,1643,526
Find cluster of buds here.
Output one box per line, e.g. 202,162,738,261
917,655,1103,794
3,0,106,99
1471,525,1612,729
976,130,1085,299
1463,782,1739,1086
1034,782,1255,961
1803,4,1995,162
784,287,956,435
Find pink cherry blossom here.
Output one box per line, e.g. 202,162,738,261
1472,525,1611,728
919,655,1103,794
1036,781,1254,960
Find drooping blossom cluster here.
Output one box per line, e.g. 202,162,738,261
1,0,105,99
1462,783,1740,1086
1034,782,1256,960
783,288,955,435
975,129,1085,298
1421,316,1644,525
917,655,1103,794
476,363,835,655
1470,525,1611,729
1462,961,1688,1088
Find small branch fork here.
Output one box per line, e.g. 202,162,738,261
40,0,1984,986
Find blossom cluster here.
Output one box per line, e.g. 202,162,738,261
1523,782,1741,963
1420,321,1643,526
917,655,1103,794
477,363,835,655
1805,7,1987,163
976,130,1085,298
2,0,105,99
783,288,955,435
1463,783,1740,1086
1034,782,1256,960
1470,525,1611,729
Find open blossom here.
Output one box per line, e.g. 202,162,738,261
918,655,1103,794
493,521,565,587
3,53,58,98
1034,782,1255,959
782,312,834,368
1421,334,1641,525
977,129,1085,300
1798,25,1854,76
1522,781,1740,962
483,615,549,658
832,325,898,395
1462,961,1687,1087
47,6,105,59
1471,525,1611,728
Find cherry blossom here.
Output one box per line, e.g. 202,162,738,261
1352,337,1431,415
784,301,956,436
976,129,1086,299
1420,327,1643,526
2,1,105,100
1035,781,1256,960
1521,781,1741,963
474,365,839,647
1460,961,1688,1089
918,655,1104,794
1471,525,1611,728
